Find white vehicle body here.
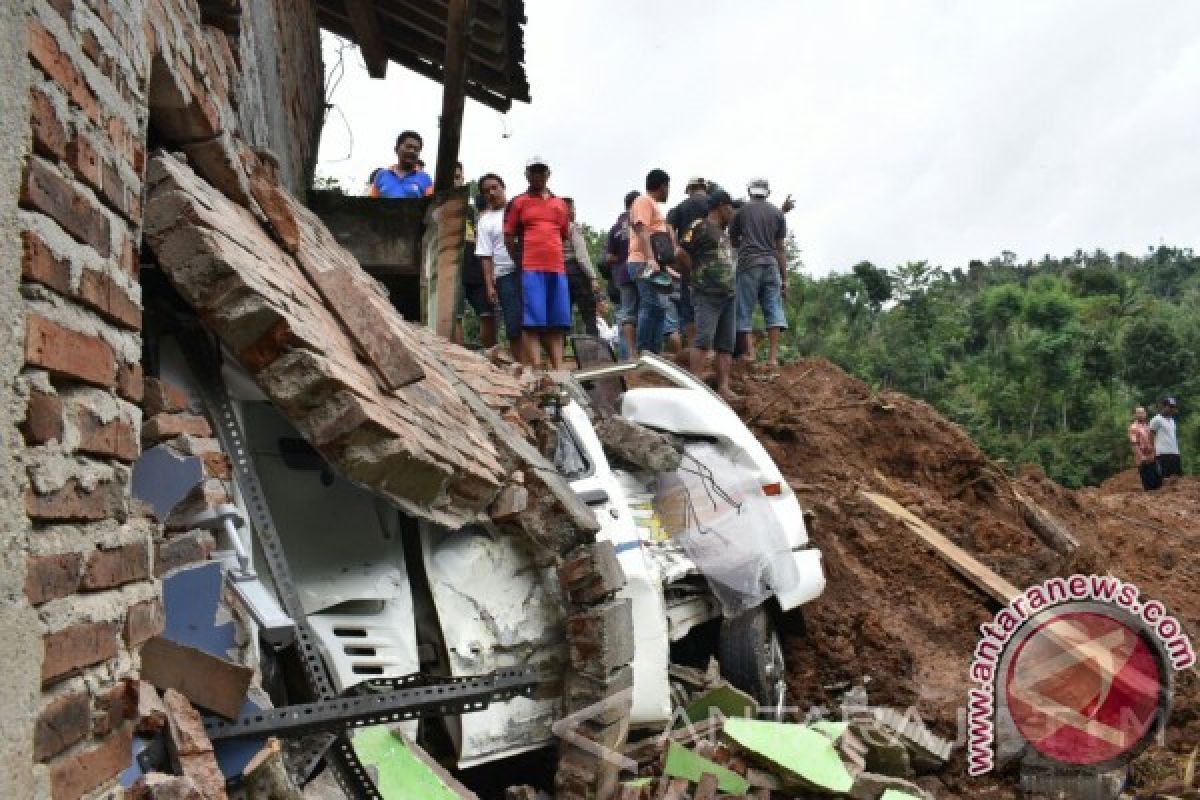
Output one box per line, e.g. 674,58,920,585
185,347,825,768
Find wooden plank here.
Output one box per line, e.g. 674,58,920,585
343,0,389,78
860,490,1019,604
140,636,253,720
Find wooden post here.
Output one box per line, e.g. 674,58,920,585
432,0,471,337
434,0,470,194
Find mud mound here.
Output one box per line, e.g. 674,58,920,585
729,359,1200,796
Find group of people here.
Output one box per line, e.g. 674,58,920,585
1127,398,1183,490
368,131,794,396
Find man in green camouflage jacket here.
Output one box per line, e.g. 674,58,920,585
677,190,739,403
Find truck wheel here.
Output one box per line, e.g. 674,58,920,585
717,606,788,719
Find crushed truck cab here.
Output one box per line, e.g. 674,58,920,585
178,342,825,770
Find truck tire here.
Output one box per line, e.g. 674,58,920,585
717,605,787,719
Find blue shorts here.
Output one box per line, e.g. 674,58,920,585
521,270,572,329
736,262,788,332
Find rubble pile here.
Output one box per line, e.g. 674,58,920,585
505,660,953,800
726,359,1199,798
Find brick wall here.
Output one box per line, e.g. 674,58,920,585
11,1,325,796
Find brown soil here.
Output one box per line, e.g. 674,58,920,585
729,358,1200,798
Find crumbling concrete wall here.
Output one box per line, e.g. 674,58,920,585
0,3,48,798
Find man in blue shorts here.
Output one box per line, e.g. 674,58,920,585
504,156,571,370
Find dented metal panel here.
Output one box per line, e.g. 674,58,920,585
419,522,564,766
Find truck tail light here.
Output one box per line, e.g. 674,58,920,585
762,482,783,497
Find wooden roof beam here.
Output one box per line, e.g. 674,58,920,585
343,0,389,78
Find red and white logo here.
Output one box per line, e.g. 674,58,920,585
1002,609,1166,767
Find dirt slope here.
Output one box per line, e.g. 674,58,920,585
730,359,1199,797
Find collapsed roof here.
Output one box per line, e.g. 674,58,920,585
315,0,531,111
142,148,592,545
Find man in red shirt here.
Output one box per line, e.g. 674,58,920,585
504,156,571,370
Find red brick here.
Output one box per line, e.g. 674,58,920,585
79,28,110,77
25,551,82,606
92,680,134,736
81,540,150,590
123,596,165,647
48,723,132,800
79,268,141,330
22,389,65,445
28,20,101,126
107,115,139,174
29,86,67,160
67,130,103,194
42,619,119,686
162,689,211,756
154,531,215,577
34,687,91,761
143,377,191,416
134,680,168,734
46,0,73,23
142,413,212,443
21,158,111,257
119,230,139,277
100,159,138,222
117,359,144,403
26,479,120,523
25,314,116,386
75,410,139,461
20,229,72,295
200,451,231,480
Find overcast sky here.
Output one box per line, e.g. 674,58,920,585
316,0,1200,275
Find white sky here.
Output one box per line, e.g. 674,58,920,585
316,0,1200,275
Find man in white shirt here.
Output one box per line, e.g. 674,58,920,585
475,173,522,360
1148,396,1182,480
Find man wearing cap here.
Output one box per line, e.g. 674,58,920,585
1149,397,1182,480
677,190,739,403
628,169,675,355
1128,406,1161,491
504,157,571,370
730,178,789,366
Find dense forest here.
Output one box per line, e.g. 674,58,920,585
769,244,1200,488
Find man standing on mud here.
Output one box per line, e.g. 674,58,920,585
677,190,739,403
730,178,789,366
1149,397,1182,481
1129,406,1161,490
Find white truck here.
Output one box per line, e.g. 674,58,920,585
173,343,826,770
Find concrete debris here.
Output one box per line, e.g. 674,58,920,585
592,414,682,473
130,772,205,800
162,688,228,799
579,666,953,800
139,636,252,720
